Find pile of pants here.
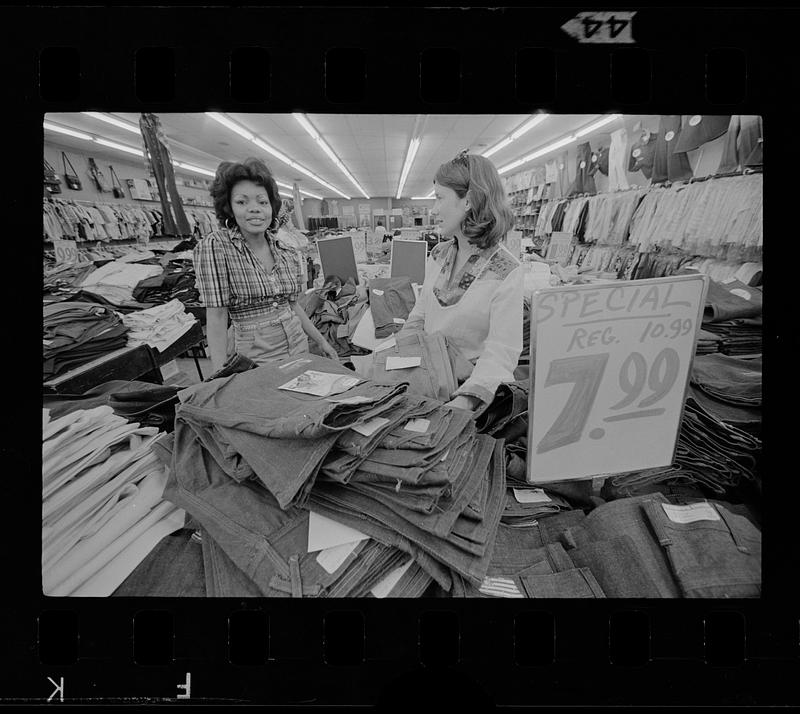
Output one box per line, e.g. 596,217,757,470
43,301,130,381
42,405,185,596
121,298,198,352
695,328,723,355
701,278,762,355
298,278,371,358
369,331,474,402
456,494,761,598
131,259,199,306
160,354,465,597
368,277,416,339
79,260,164,304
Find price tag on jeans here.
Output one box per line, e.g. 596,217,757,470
393,317,406,324
350,416,390,437
513,488,552,504
528,274,708,484
662,501,720,524
52,239,79,265
159,360,180,380
316,541,361,574
385,356,422,370
404,418,430,433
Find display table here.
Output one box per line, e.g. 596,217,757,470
43,344,163,395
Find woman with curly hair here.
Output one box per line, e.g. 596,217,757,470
194,157,338,371
396,151,524,411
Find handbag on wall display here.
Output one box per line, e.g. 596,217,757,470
62,152,82,190
88,158,111,192
109,165,126,199
44,159,62,194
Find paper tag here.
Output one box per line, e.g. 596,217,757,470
159,360,180,380
513,488,552,504
372,289,385,296
404,418,430,434
43,339,53,346
307,511,369,553
689,114,702,127
579,160,586,169
392,317,406,324
278,370,362,397
385,356,422,370
375,336,397,352
665,131,675,142
316,541,361,574
662,501,721,525
479,576,524,598
336,324,350,338
370,559,414,599
730,288,752,301
632,148,642,158
350,416,390,437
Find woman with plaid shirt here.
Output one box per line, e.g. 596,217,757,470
194,158,338,371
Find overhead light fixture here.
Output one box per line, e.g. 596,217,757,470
43,121,94,141
82,112,141,134
173,161,215,177
498,114,622,175
396,137,421,199
206,112,352,199
276,179,323,200
206,112,255,141
411,195,434,200
278,190,293,199
483,114,550,158
94,138,144,157
292,113,370,199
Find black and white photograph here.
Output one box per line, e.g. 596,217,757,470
42,111,763,599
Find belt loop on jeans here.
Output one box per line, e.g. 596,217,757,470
289,554,303,598
642,500,674,547
715,504,752,554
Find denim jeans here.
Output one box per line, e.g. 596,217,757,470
178,353,409,439
641,499,761,598
519,567,606,598
559,494,683,598
475,380,529,437
368,277,417,339
566,535,664,598
690,354,762,406
380,399,463,451
703,279,762,323
687,385,761,430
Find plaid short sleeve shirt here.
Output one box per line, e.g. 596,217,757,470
194,227,304,321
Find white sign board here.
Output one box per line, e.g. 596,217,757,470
52,239,79,265
352,233,367,263
316,235,359,284
390,239,428,284
527,274,708,484
546,232,575,265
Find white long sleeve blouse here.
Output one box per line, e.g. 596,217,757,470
398,238,524,405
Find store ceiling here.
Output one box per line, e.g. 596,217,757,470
45,112,655,199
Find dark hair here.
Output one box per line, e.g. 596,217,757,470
376,221,383,226
434,151,515,250
210,157,283,232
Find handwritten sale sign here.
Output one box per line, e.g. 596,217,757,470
527,274,708,484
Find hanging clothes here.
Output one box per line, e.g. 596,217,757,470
651,115,693,184
607,128,630,191
673,115,731,154
628,130,657,179
567,142,596,196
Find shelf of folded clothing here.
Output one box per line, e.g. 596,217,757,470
152,320,206,366
43,344,163,395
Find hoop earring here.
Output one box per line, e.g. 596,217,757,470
225,217,235,230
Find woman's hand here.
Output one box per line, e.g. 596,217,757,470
319,340,339,361
444,395,480,411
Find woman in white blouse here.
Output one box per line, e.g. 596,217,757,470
397,150,524,411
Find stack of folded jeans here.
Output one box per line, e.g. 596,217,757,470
701,278,762,356
690,353,761,432
43,301,130,381
369,331,474,402
121,298,198,352
42,406,186,596
695,328,723,355
608,396,761,496
80,261,164,304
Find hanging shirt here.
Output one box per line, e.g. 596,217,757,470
193,226,304,322
397,238,523,405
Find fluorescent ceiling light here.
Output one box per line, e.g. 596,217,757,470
82,112,141,134
275,178,323,200
396,137,421,199
94,138,144,157
483,114,550,158
43,121,94,141
498,115,622,175
173,161,215,177
278,190,293,199
575,113,622,137
206,112,255,141
411,196,434,200
293,113,370,199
